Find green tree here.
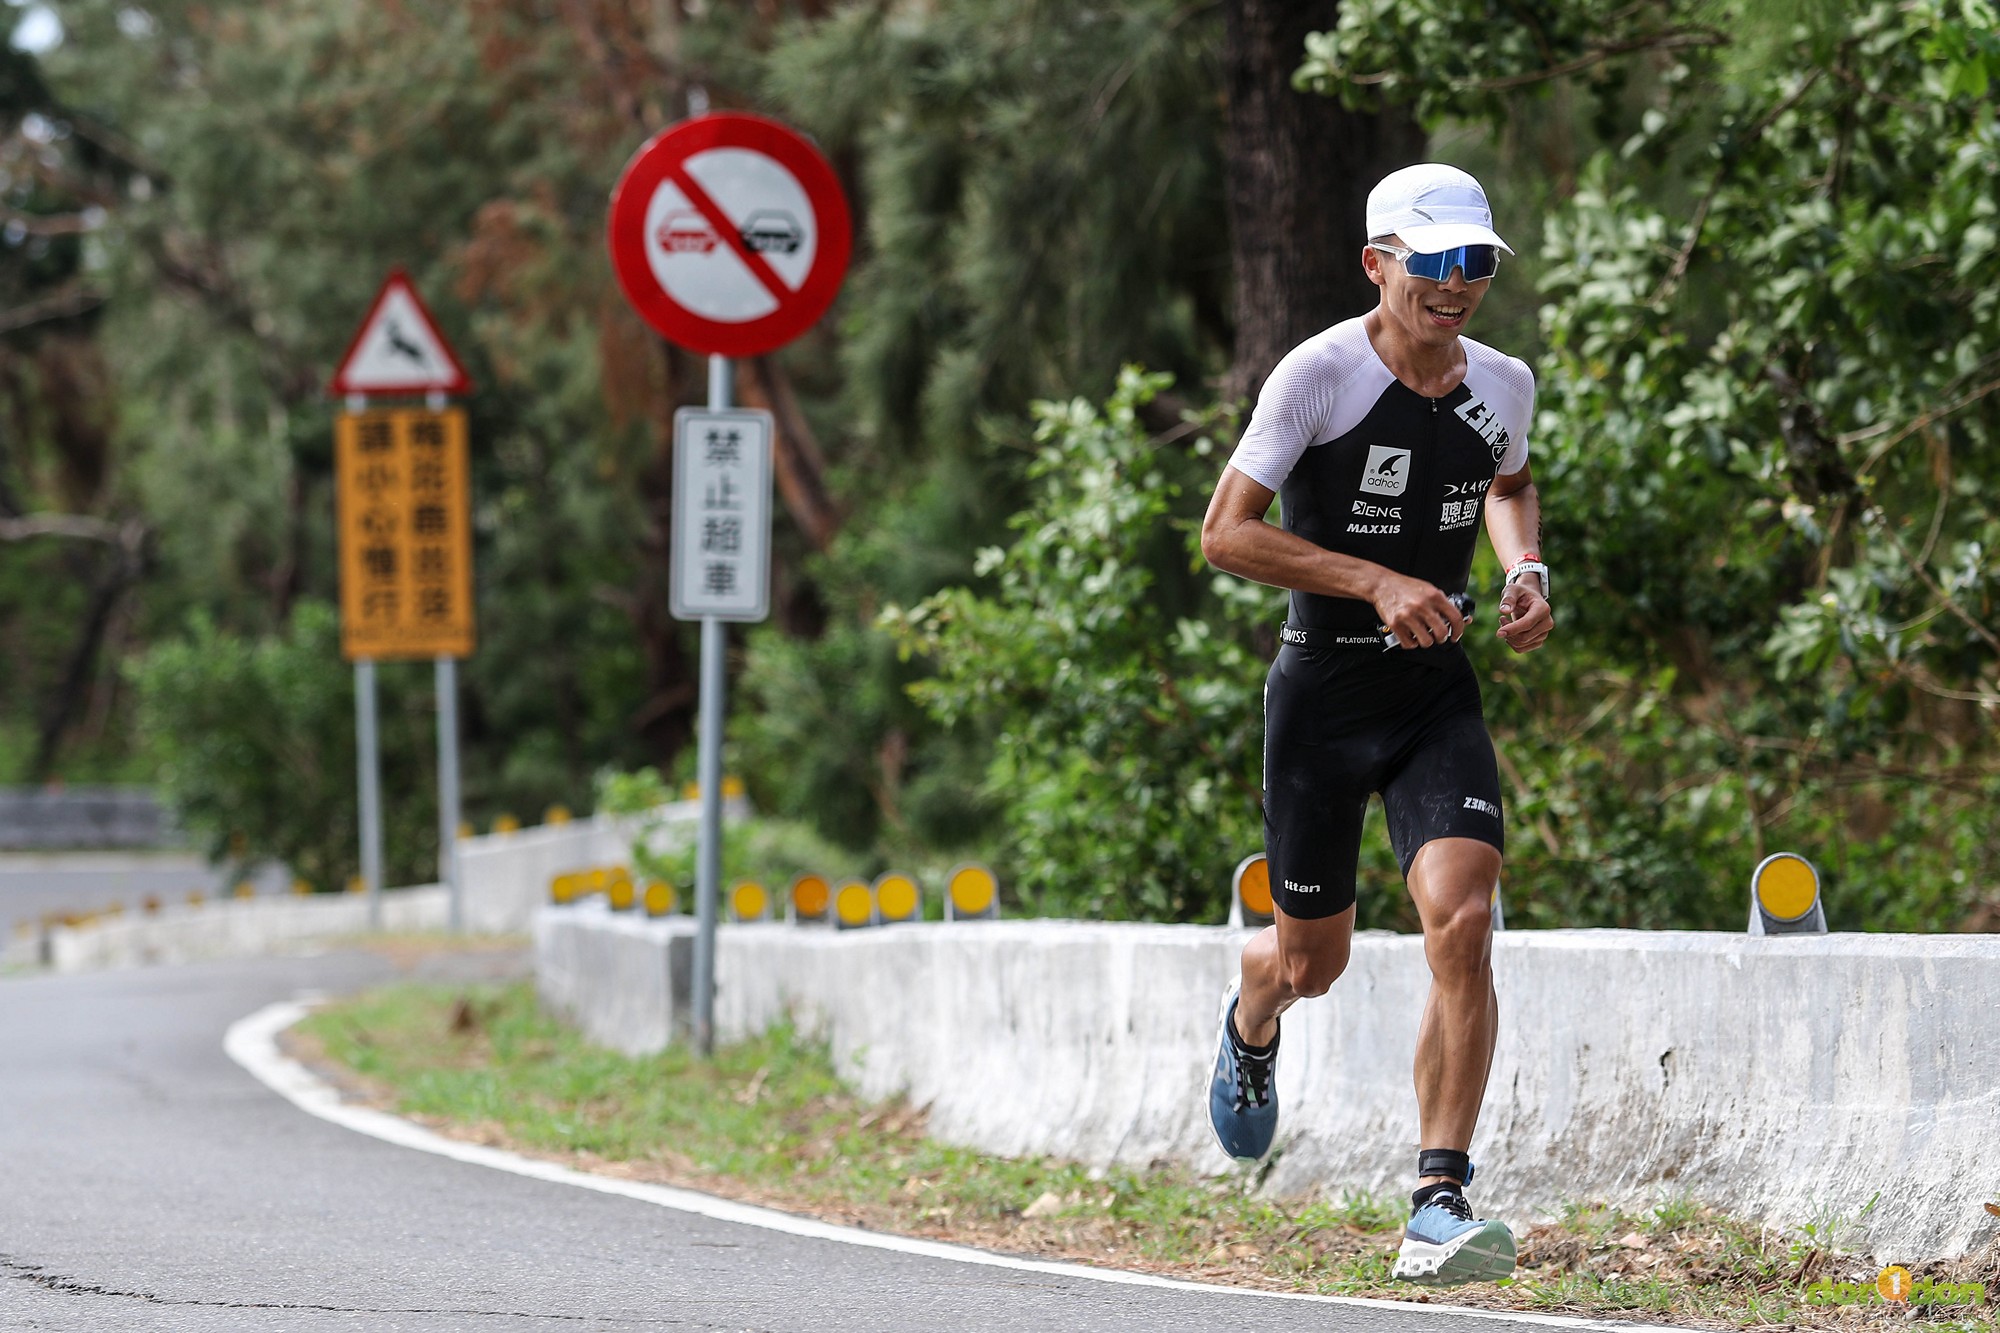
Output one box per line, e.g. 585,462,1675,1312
1305,0,2000,929
884,370,1277,920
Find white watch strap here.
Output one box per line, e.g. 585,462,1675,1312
1505,560,1550,600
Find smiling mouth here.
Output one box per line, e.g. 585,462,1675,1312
1428,305,1466,323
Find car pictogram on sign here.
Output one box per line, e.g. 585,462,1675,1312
657,211,720,254
738,210,804,254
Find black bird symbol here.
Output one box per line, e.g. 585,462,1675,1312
385,320,428,364
1376,456,1403,477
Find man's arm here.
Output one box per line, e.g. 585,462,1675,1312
1200,466,1468,649
1483,464,1553,653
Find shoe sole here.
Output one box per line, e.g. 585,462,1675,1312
1203,978,1265,1164
1391,1220,1517,1285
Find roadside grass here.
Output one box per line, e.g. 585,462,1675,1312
295,981,1999,1331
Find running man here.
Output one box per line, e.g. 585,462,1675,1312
1197,163,1553,1285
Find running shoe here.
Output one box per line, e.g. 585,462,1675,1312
1391,1186,1516,1284
1205,979,1278,1162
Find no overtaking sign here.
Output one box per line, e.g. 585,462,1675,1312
607,113,852,358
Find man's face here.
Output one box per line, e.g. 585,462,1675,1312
1362,235,1491,350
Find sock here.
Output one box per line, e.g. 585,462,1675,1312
1412,1181,1464,1210
1228,1011,1277,1058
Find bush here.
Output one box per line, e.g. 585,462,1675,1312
129,600,439,890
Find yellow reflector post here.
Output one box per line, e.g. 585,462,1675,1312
722,775,746,798
875,873,920,923
1749,852,1826,934
232,882,254,900
643,880,676,916
791,874,831,921
582,867,608,897
492,813,520,834
834,880,874,929
1754,854,1818,921
946,864,999,920
607,868,636,911
731,880,770,922
544,804,572,826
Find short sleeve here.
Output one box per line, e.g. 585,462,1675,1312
1227,349,1327,492
1467,344,1535,476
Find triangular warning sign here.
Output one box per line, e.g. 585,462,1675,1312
328,269,473,397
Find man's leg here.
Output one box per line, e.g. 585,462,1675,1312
1233,902,1355,1048
1405,835,1502,1179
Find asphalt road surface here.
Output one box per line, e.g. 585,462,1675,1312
1,951,1650,1332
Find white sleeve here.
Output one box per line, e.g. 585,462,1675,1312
1492,356,1535,476
1227,349,1328,492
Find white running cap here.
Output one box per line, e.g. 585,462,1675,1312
1365,163,1512,254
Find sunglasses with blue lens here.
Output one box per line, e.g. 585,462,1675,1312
1370,242,1501,283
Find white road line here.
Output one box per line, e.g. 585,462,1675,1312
226,999,1671,1332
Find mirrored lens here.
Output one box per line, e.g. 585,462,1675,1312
1404,245,1499,282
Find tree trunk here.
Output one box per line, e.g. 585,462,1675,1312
1222,0,1426,401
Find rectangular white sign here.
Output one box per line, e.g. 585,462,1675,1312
670,407,773,623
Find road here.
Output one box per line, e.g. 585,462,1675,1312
0,951,1650,1332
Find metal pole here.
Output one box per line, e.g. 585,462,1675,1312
436,655,462,932
356,659,384,929
691,353,732,1056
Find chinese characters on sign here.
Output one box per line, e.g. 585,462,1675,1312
670,407,772,623
335,407,476,660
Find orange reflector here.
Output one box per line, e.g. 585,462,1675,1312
1236,854,1273,917
791,873,831,918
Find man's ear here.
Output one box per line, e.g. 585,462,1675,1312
1361,245,1386,289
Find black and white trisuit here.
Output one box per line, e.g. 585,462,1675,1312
1227,316,1536,918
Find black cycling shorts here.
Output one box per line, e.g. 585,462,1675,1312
1262,642,1505,919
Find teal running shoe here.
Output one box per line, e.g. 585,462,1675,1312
1391,1187,1516,1284
1205,980,1278,1162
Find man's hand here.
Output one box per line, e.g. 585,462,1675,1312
1374,573,1467,649
1496,580,1553,653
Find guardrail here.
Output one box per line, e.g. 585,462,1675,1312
531,900,2000,1265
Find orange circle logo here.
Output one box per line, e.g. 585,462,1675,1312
1877,1266,1911,1302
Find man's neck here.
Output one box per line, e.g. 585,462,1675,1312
1363,309,1467,399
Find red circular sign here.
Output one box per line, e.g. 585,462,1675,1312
607,113,852,358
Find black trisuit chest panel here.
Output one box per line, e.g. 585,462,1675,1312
1281,380,1517,634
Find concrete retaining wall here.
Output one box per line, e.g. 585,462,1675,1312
41,886,450,971
460,798,746,934
533,908,2000,1262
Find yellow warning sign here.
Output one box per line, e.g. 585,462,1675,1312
335,407,475,661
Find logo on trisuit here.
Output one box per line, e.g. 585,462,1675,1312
1359,445,1412,497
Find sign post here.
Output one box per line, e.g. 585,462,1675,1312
331,272,476,930
608,112,851,1054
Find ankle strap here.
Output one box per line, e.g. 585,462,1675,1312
1418,1148,1473,1185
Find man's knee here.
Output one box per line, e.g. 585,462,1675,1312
1281,940,1351,998
1425,897,1494,982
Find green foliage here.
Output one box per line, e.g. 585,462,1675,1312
885,369,1277,921
593,766,856,903
127,600,437,890
1296,0,2000,930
